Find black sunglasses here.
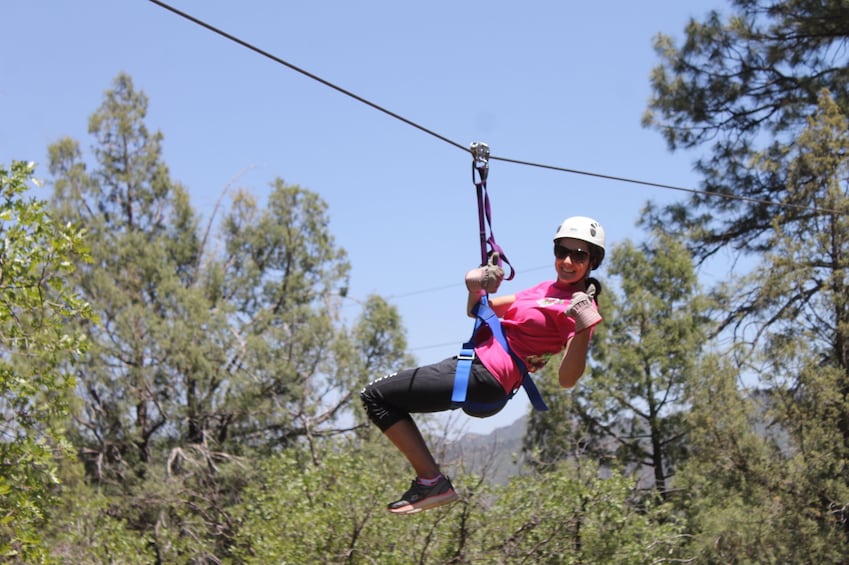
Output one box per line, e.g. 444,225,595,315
553,244,590,263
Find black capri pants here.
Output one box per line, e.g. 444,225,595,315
360,356,509,432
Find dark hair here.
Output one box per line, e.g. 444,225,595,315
588,244,604,270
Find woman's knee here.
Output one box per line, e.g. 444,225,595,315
360,377,406,432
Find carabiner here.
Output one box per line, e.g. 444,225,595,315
470,141,490,184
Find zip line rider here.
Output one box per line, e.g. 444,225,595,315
360,215,606,514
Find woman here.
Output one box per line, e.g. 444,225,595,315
360,216,605,514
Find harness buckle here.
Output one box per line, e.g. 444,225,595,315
457,349,476,362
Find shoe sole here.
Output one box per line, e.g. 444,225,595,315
388,489,459,515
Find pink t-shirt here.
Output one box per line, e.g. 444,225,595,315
474,280,593,393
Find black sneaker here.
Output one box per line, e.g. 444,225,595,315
387,475,459,514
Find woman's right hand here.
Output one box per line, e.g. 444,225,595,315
465,253,504,293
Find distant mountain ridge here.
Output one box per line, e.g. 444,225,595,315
444,415,528,484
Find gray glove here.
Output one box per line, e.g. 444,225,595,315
566,291,602,333
465,252,505,294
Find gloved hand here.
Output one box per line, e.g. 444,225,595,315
566,291,602,333
465,252,505,294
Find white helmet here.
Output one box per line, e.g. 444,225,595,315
553,216,605,267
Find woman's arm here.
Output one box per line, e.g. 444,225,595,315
466,289,485,317
558,330,591,388
466,290,516,318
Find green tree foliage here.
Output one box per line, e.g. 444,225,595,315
48,73,207,486
743,90,849,445
0,161,94,562
526,234,711,497
676,352,849,563
45,466,154,564
668,90,849,559
646,2,849,555
233,440,688,564
479,460,687,564
232,440,412,564
677,354,783,562
709,91,849,557
43,73,412,560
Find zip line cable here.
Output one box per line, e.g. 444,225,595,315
488,155,845,214
146,0,466,154
148,0,846,217
145,2,843,351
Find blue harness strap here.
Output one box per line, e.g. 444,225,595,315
452,296,549,412
453,142,547,413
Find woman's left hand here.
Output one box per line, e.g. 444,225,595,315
567,292,602,333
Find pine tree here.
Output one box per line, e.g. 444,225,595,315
647,4,849,550
44,73,412,560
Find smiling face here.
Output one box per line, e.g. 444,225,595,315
553,237,591,285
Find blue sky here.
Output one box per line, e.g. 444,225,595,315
2,0,721,435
